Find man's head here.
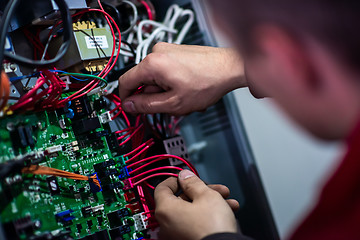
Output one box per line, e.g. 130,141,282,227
209,0,360,140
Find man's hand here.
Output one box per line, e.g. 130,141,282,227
119,43,245,115
154,170,239,240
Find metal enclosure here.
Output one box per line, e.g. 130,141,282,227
152,0,280,239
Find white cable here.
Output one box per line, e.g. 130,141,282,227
135,40,148,64
137,20,168,43
121,0,138,35
132,4,195,63
141,27,177,61
163,4,180,26
174,9,195,44
120,49,134,57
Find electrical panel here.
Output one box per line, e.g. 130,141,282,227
0,0,198,239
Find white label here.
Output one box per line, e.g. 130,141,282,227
85,35,109,49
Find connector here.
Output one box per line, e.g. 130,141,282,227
133,213,149,231
118,167,130,180
99,111,112,124
163,136,189,165
122,179,133,190
55,210,75,223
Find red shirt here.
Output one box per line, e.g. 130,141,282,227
290,122,360,239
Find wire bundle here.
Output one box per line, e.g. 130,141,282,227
128,4,195,64
124,139,198,189
9,70,65,112
22,165,101,189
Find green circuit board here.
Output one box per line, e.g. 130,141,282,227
0,93,152,240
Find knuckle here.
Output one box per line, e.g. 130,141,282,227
152,42,169,52
143,52,167,69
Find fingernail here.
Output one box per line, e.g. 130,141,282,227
179,170,195,180
123,101,136,113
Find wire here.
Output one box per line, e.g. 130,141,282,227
174,9,195,44
128,154,198,176
123,139,154,157
121,40,136,57
52,71,108,87
125,141,154,163
2,0,73,68
133,173,178,186
22,165,101,188
0,0,20,69
130,166,183,179
140,0,154,21
121,0,139,35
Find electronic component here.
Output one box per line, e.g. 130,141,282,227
9,125,35,150
133,213,149,231
70,96,92,119
72,117,101,135
46,176,61,195
99,111,112,123
163,136,190,165
50,26,114,71
55,209,75,223
44,145,62,155
0,1,197,240
107,208,131,228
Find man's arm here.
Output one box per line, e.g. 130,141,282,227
119,42,247,115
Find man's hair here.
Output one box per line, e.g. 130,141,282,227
211,0,360,70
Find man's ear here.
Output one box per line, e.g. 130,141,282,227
252,24,321,93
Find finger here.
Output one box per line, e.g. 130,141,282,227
142,85,164,94
178,170,210,201
178,193,191,202
208,184,230,199
179,184,230,201
122,91,179,114
154,177,179,206
119,53,168,100
226,199,240,212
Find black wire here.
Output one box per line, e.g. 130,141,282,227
101,2,121,27
121,40,136,57
160,113,167,138
0,0,19,70
2,0,73,68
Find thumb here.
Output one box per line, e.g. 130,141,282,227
122,91,177,114
178,170,209,201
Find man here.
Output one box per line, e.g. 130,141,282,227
119,0,360,239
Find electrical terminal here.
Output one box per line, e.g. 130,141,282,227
133,213,149,231
99,111,112,124
122,179,133,190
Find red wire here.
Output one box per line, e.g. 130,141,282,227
142,181,155,190
119,124,144,146
128,154,198,176
55,8,122,107
125,142,154,164
141,0,154,20
115,128,134,134
130,166,183,180
133,173,178,186
124,139,154,157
